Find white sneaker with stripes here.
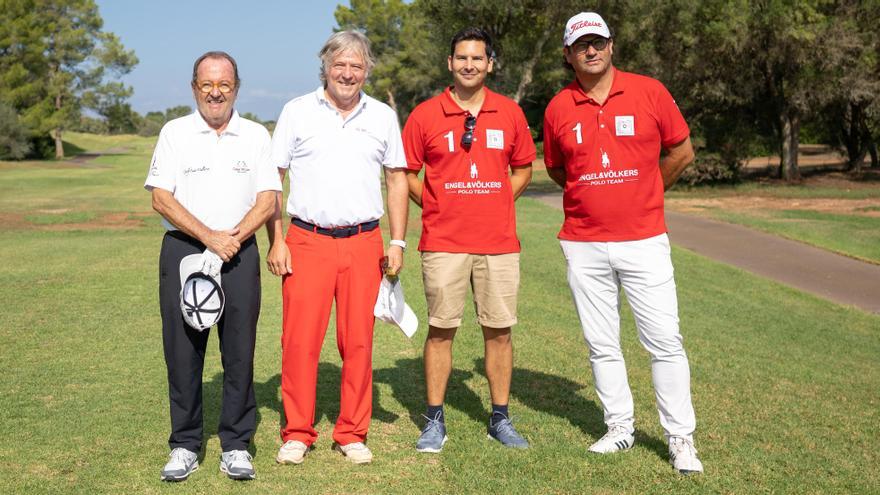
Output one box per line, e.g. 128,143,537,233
588,425,635,454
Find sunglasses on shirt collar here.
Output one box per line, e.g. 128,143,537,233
461,113,477,149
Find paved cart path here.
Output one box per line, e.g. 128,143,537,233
528,193,880,314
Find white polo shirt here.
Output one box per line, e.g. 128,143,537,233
270,87,406,228
145,111,282,231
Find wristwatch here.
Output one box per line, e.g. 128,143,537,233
389,239,407,251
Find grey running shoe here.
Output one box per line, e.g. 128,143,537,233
219,450,255,480
160,448,199,482
669,436,703,474
487,413,529,449
416,412,448,453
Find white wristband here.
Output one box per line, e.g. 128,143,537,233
389,239,407,251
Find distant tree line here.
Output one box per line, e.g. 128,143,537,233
0,0,137,159
3,0,877,182
335,0,880,181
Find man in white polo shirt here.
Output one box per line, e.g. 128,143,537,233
265,31,408,465
145,51,281,482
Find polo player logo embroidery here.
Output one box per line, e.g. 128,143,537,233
601,148,611,169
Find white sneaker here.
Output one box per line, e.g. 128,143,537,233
160,448,199,481
588,425,635,454
669,436,704,474
276,440,310,464
333,442,373,464
219,450,255,480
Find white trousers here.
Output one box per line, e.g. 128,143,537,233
560,233,696,439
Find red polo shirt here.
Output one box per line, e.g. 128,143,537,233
543,68,689,242
404,87,536,254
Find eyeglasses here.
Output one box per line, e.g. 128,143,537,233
572,37,610,53
461,113,476,149
195,80,235,94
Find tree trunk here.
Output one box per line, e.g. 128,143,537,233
54,128,64,159
54,93,64,159
513,25,551,104
386,89,398,115
869,140,878,168
779,110,800,181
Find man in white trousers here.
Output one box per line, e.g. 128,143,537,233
543,12,703,474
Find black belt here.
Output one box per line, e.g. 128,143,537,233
166,229,255,249
292,217,379,238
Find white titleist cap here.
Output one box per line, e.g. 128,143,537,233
179,254,225,331
563,12,612,46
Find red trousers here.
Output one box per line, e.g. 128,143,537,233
280,225,384,446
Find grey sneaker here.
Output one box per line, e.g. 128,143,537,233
161,448,199,482
219,450,255,480
416,412,448,453
487,413,529,449
669,436,703,474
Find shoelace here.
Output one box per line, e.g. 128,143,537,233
169,448,193,463
225,450,252,464
344,442,368,451
491,416,519,437
670,437,698,457
601,425,630,441
421,412,444,433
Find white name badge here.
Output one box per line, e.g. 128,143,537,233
486,129,504,149
615,116,635,136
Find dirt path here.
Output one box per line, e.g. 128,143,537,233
527,192,880,314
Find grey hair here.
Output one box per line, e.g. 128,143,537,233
318,30,375,85
192,51,241,87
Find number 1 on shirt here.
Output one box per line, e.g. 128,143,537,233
572,122,582,144
444,131,454,152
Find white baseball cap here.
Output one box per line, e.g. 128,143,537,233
373,276,418,338
179,253,225,331
563,12,612,46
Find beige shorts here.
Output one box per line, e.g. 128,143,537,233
420,252,520,329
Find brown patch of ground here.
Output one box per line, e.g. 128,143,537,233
667,195,880,217
0,211,151,231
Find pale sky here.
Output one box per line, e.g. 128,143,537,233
96,1,345,121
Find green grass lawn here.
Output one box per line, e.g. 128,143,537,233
1,135,878,493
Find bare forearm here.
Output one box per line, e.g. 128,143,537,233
405,170,423,208
510,165,532,200
659,156,691,191
660,137,695,191
234,191,276,242
265,192,286,243
151,188,211,242
546,167,567,188
385,169,409,241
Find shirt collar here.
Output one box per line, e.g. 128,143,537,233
439,86,499,116
570,67,626,105
314,86,368,114
191,110,241,135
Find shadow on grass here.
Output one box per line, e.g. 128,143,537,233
373,357,488,427
471,357,669,461
203,364,401,451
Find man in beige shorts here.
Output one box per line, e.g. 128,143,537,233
402,27,536,452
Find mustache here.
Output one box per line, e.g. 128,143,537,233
205,95,226,103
